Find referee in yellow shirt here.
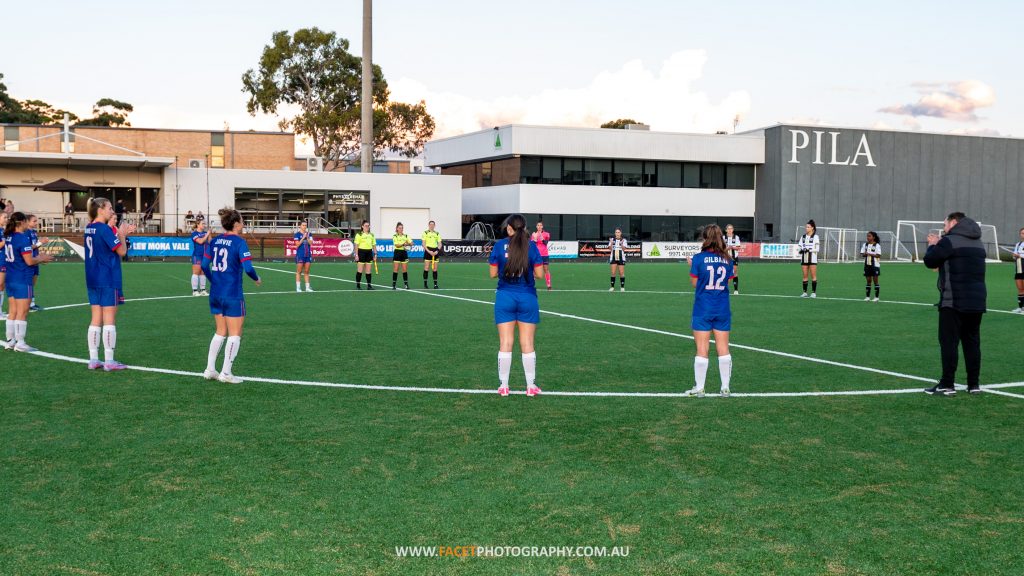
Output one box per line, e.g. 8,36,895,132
392,222,412,290
354,220,376,290
422,220,442,289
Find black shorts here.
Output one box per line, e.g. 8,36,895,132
864,265,880,277
357,249,375,263
800,252,816,265
393,249,408,263
1015,272,1024,280
610,258,626,266
423,249,440,262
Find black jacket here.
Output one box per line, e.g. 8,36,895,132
923,218,987,312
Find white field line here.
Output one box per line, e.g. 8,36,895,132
257,266,940,384
25,350,1024,399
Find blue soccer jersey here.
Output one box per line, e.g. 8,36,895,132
690,251,735,319
4,232,34,284
294,231,313,260
191,230,208,259
85,223,123,289
489,238,543,294
203,234,259,300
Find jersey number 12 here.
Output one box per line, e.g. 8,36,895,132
705,265,727,290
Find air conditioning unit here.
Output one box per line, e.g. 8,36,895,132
188,159,205,168
409,158,425,173
306,157,324,171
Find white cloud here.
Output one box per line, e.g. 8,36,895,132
389,50,751,138
879,80,995,122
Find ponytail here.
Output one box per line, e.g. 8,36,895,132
701,223,731,261
88,197,111,221
4,211,26,236
502,214,530,279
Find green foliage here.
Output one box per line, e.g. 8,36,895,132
241,28,435,169
601,118,643,129
0,73,131,126
76,98,135,127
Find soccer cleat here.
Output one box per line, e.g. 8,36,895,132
193,290,200,297
424,282,429,289
684,387,705,398
87,360,103,370
392,285,397,290
620,287,626,292
609,287,615,292
305,287,313,292
356,284,363,290
29,304,41,312
200,289,209,296
801,292,809,298
526,385,542,397
1012,307,1023,314
547,286,552,291
367,284,375,291
404,283,410,289
924,384,956,396
733,290,739,295
14,343,37,353
721,388,730,398
434,283,439,290
967,384,982,394
498,385,509,397
873,297,879,302
2,339,15,351
203,369,219,380
865,297,871,301
218,372,243,384
296,287,302,293
810,293,817,299
103,361,128,371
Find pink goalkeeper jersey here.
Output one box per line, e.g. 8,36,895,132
531,231,550,256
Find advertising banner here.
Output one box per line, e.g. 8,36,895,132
759,243,800,259
441,240,496,259
127,236,194,257
284,237,355,258
375,239,425,259
641,242,702,259
577,240,642,259
546,241,578,259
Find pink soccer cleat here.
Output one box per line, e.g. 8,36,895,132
526,386,542,397
498,386,510,397
103,361,128,372
87,360,103,370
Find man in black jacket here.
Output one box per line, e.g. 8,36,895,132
923,212,987,396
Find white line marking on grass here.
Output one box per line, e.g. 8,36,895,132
24,350,1024,400
39,289,368,311
256,266,940,384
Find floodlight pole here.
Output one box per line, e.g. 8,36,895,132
360,0,373,173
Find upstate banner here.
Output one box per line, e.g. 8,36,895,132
284,237,355,258
441,240,495,259
577,240,642,259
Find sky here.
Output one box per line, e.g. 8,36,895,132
2,0,1021,152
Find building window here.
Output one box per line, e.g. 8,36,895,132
521,157,541,184
700,164,725,189
726,165,755,189
682,163,700,188
481,162,492,186
657,162,681,187
562,158,584,185
541,158,562,184
3,126,19,151
643,162,657,187
583,159,611,186
211,132,225,168
613,160,642,186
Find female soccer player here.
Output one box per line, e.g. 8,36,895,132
685,224,734,398
489,213,544,397
26,214,47,312
1013,227,1024,313
423,220,442,289
3,212,53,351
724,224,741,295
201,208,262,384
531,220,552,290
860,231,882,302
608,227,628,292
84,198,135,370
354,220,376,290
190,219,210,296
392,222,412,290
294,220,314,292
797,219,820,298
0,211,8,320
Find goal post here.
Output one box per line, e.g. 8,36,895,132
896,220,1000,262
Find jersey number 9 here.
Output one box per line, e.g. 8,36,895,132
4,244,13,263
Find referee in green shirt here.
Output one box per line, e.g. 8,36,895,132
422,220,442,289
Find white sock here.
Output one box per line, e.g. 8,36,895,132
719,355,733,390
222,336,241,374
0,290,5,313
498,351,512,387
102,325,116,363
31,298,36,306
694,356,709,391
88,325,102,361
306,283,311,290
14,320,27,344
207,334,226,372
199,275,206,290
5,319,13,342
296,281,301,290
191,275,200,290
522,352,537,387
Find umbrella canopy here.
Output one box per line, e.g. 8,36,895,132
36,178,88,192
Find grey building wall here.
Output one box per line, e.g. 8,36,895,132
757,125,1024,244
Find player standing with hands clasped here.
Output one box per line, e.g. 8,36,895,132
724,224,741,295
392,222,412,290
294,220,314,293
608,228,628,292
531,220,552,290
685,224,735,398
423,221,442,289
798,220,819,298
490,214,545,397
1012,227,1024,313
861,231,882,301
84,199,134,369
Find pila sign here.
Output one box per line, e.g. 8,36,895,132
788,129,876,167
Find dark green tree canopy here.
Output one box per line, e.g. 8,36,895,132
242,28,434,169
77,98,134,127
0,73,132,126
600,118,644,129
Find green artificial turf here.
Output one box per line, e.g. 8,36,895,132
2,261,1022,575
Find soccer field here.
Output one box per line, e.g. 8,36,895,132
3,260,1023,575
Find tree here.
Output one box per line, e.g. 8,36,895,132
76,98,134,127
601,118,643,129
242,28,435,169
19,99,79,124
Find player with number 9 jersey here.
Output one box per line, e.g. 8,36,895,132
85,219,124,305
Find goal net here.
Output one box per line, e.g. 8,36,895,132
793,226,913,263
896,220,1000,262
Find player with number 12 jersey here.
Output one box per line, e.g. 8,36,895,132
686,224,735,398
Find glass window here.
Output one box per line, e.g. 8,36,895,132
541,158,562,184
211,132,225,146
562,214,577,240
726,165,755,189
3,126,18,151
538,214,561,240
583,159,611,186
140,188,160,212
521,157,541,184
643,162,656,187
700,164,725,189
602,215,628,238
481,162,492,186
682,163,700,188
210,145,225,168
576,215,600,239
657,162,681,187
562,159,584,185
641,216,682,241
613,160,642,186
